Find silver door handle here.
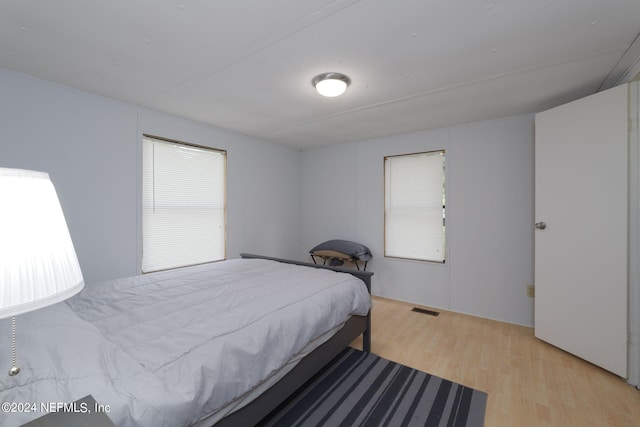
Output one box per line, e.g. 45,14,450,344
535,222,546,230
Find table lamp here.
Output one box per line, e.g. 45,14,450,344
0,167,84,376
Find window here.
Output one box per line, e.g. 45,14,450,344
142,136,226,273
384,150,446,262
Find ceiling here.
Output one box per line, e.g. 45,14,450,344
2,0,639,150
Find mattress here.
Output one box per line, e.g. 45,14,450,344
0,258,371,427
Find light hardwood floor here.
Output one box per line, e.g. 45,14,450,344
351,296,640,426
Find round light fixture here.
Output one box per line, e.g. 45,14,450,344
312,72,351,97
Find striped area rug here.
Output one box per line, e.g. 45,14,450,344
258,348,487,427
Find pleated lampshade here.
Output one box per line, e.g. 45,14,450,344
0,167,84,319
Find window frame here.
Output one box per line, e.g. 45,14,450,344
141,134,227,273
383,149,446,263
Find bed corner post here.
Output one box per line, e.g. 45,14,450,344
360,273,372,353
363,314,372,353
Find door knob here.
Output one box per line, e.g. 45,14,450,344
535,222,546,230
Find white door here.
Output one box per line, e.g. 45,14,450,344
534,84,628,378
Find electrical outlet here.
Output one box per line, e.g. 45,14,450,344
526,285,535,298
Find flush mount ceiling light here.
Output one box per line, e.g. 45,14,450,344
312,72,351,97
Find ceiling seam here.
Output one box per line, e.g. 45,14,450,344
139,0,364,108
598,31,640,91
261,45,630,136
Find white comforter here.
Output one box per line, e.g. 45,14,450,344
0,258,371,426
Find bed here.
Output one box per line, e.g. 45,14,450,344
0,254,372,427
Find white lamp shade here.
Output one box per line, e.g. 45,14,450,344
312,72,351,97
0,168,84,318
315,78,348,97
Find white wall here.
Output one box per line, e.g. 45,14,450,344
1,66,534,325
1,69,139,283
0,68,300,283
138,109,302,266
300,114,535,326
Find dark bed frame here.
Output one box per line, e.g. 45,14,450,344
213,253,373,427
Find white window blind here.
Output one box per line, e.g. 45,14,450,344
142,137,226,273
384,150,445,262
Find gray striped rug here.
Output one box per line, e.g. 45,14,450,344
258,348,487,427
